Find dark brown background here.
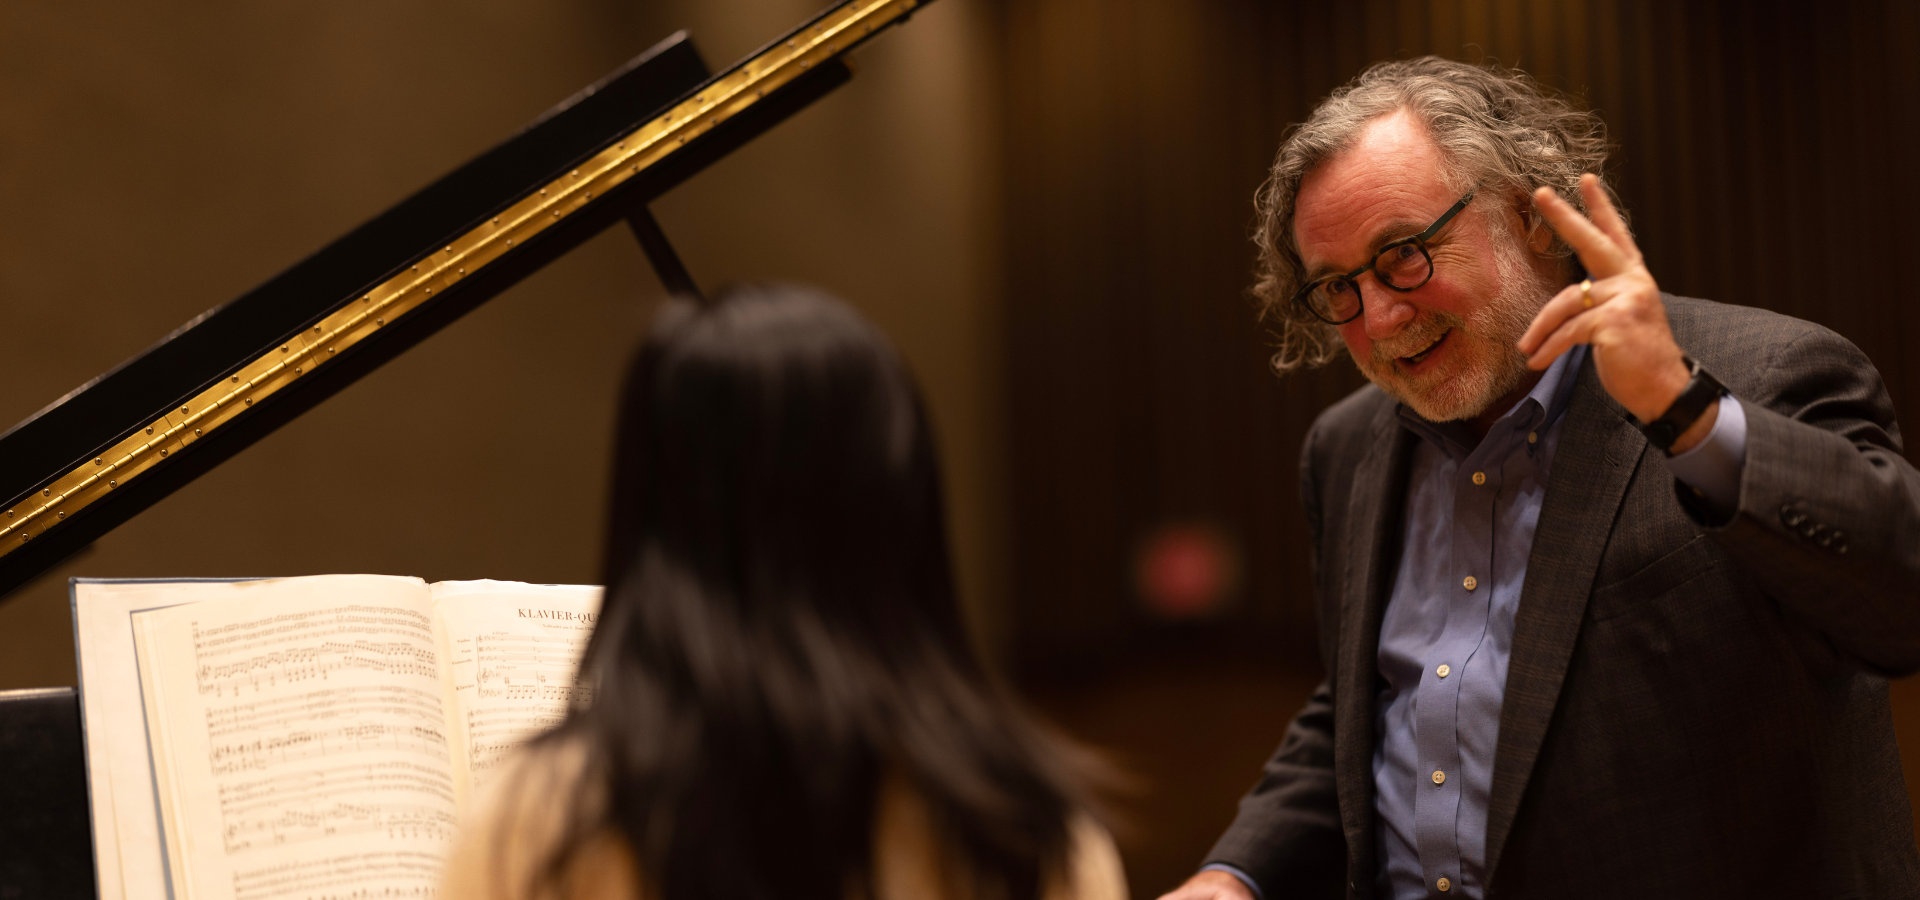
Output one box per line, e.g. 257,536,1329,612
4,2,1918,898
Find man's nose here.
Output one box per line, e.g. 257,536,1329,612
1361,279,1415,340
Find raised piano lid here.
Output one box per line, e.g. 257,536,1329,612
0,0,934,600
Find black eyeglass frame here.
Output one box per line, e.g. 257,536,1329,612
1291,188,1478,326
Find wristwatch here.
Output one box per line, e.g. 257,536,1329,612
1633,355,1727,452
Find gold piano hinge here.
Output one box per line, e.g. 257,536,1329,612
0,0,918,557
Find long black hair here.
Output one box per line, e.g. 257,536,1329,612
536,284,1084,900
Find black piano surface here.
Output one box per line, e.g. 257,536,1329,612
0,688,91,900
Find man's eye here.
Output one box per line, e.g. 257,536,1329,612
1324,280,1349,295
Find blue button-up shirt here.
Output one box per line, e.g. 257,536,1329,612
1373,347,1746,899
1371,347,1583,898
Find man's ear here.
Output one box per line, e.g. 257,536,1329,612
1519,203,1556,255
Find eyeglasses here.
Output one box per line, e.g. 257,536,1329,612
1291,189,1477,326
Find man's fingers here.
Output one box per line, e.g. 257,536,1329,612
1518,280,1588,356
1577,174,1642,263
1531,186,1629,277
1526,304,1597,371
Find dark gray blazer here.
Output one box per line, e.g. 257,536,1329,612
1204,295,1920,899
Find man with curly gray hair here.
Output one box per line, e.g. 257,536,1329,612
1163,57,1920,900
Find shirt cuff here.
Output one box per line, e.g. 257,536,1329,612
1663,394,1747,515
1198,863,1266,900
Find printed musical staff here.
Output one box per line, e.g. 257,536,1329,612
472,633,589,699
463,706,566,781
207,686,443,740
230,848,445,900
219,760,456,855
192,606,438,697
208,717,448,775
207,686,447,774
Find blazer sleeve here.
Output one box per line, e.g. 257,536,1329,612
1198,419,1347,898
1690,325,1920,676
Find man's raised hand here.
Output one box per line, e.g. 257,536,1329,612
1517,173,1714,452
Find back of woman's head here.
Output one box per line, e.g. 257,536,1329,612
549,284,1079,900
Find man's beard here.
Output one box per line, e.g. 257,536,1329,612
1349,224,1554,423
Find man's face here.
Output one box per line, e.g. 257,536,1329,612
1294,109,1553,423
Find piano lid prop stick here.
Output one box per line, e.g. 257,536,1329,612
626,207,704,304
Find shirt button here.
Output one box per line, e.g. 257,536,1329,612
1436,663,1451,678
1471,471,1487,486
1432,769,1446,785
1462,575,1478,591
1437,876,1452,892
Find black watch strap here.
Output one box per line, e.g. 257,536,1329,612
1634,356,1727,452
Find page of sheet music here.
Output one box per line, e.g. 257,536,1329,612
74,579,250,900
132,575,454,900
429,580,601,806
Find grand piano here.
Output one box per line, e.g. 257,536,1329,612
0,3,934,896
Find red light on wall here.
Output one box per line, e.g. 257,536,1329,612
1134,522,1241,620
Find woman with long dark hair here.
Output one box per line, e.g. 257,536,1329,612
442,284,1123,900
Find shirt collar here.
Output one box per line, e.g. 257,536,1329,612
1397,345,1587,461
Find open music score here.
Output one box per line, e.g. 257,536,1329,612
106,575,599,900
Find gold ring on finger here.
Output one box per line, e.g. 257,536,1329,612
1580,278,1594,309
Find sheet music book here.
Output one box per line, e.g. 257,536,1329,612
72,575,602,900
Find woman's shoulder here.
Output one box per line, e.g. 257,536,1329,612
444,744,1127,900
1054,810,1127,900
872,775,1127,900
440,734,643,900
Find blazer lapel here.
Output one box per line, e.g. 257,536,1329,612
1482,359,1645,877
1333,399,1416,890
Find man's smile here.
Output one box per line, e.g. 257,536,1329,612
1397,328,1450,370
